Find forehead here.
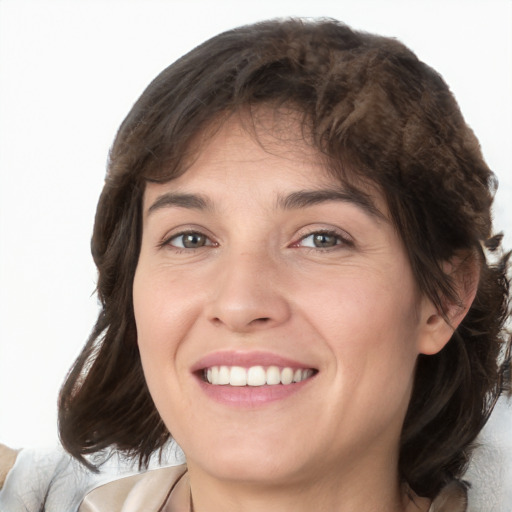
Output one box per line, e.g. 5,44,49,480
143,111,314,194
142,108,388,220
191,110,327,178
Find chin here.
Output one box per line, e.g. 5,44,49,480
184,435,312,485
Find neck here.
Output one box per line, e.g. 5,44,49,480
186,457,430,512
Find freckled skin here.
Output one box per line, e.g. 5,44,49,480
133,114,437,512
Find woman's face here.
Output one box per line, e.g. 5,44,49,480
133,113,436,487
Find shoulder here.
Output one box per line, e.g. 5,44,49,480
79,464,187,512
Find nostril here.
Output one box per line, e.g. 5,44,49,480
250,317,271,325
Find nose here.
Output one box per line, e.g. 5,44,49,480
206,251,291,333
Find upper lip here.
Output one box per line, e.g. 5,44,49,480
191,350,317,373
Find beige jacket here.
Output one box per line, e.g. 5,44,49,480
79,465,468,512
79,465,189,512
0,444,18,489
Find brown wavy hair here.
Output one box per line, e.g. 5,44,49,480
58,18,511,500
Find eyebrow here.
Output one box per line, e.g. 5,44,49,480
147,192,213,215
277,189,385,220
146,188,385,220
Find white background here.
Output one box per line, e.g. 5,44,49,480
0,0,510,454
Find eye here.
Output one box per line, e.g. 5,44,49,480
296,230,351,249
167,231,213,249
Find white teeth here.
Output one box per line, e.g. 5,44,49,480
204,365,315,386
218,365,230,385
266,365,281,385
247,366,266,386
281,367,294,385
229,366,247,386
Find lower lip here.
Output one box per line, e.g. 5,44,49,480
196,376,314,407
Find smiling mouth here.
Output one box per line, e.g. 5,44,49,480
203,365,317,386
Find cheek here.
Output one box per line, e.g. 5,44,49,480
133,271,183,405
300,268,419,341
133,264,198,352
297,269,421,388
132,271,188,430
132,264,207,409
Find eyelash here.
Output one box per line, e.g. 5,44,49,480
292,229,354,250
160,230,217,251
160,228,353,252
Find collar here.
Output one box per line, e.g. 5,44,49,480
80,465,467,512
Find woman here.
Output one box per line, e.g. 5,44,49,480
55,18,509,511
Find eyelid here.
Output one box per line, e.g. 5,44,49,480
158,226,217,250
290,226,354,249
157,224,353,251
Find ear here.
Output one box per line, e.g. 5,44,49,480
418,252,480,356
